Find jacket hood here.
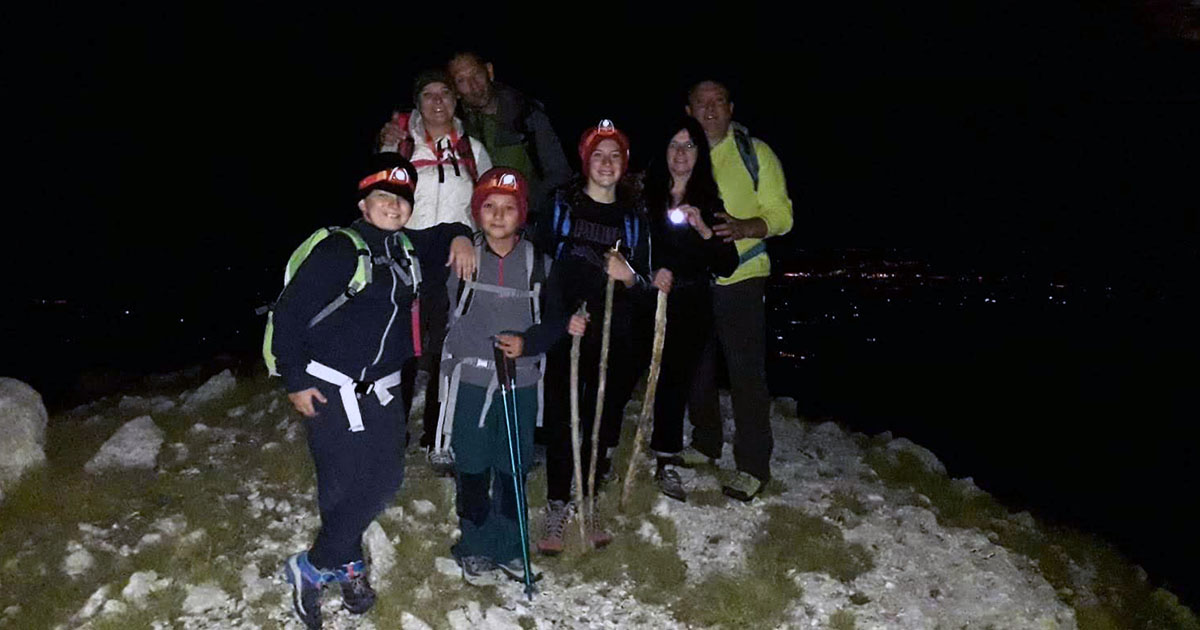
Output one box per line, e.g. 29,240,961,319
408,109,466,142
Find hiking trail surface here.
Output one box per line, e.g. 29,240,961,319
0,368,1194,630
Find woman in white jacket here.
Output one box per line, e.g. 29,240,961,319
378,69,492,464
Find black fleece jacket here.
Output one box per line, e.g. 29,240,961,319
272,218,470,393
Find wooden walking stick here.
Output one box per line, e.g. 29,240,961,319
569,302,589,548
620,288,669,511
586,240,620,533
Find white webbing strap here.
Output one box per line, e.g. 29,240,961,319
304,361,402,432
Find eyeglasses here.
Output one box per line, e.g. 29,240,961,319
668,141,697,152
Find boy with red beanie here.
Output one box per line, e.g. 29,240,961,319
437,167,587,578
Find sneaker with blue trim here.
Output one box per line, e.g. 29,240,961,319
332,560,375,615
283,552,326,630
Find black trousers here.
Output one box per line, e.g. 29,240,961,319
304,384,406,569
650,284,714,455
542,297,645,504
687,277,773,481
401,291,448,448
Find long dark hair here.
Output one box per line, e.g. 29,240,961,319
645,116,721,213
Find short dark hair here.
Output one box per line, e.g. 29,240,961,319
448,50,488,68
687,79,733,104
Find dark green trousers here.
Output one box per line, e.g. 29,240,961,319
450,383,536,563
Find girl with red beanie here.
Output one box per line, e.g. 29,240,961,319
532,119,654,554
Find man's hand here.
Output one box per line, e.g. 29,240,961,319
652,268,674,294
567,312,589,337
605,251,636,287
378,112,406,147
712,213,768,243
678,205,714,240
447,236,477,279
495,333,524,358
288,388,327,418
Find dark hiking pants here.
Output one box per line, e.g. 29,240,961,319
687,276,773,482
304,385,406,569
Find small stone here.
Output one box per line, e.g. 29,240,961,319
84,416,164,474
181,583,231,614
240,563,269,603
101,599,127,616
182,370,236,408
447,608,472,630
434,557,460,577
153,515,188,537
226,405,246,418
400,611,434,630
4,605,20,617
62,541,95,578
189,423,210,434
636,520,663,546
481,605,522,630
122,570,162,607
75,585,110,620
412,499,436,516
364,520,397,588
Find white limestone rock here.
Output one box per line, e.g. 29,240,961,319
481,605,523,630
400,611,434,630
886,437,947,475
74,584,111,621
364,520,397,589
239,563,270,603
182,369,236,408
181,582,231,615
84,416,164,473
0,378,48,496
62,540,95,578
411,499,436,516
122,570,171,607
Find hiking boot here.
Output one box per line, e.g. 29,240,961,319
672,446,716,468
536,500,573,555
283,552,326,630
455,555,496,577
722,471,766,502
497,557,544,583
586,497,614,548
655,465,687,502
428,448,455,477
332,560,374,615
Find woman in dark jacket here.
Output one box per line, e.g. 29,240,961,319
643,116,739,502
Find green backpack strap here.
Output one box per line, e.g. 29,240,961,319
731,123,760,192
306,228,373,328
263,227,372,376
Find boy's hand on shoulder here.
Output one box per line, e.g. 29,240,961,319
568,313,589,337
447,236,477,279
288,388,327,418
495,333,524,358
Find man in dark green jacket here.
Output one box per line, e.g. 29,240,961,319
448,51,571,216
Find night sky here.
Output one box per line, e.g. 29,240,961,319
7,2,1197,301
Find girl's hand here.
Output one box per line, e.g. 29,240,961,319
447,236,476,279
568,313,589,337
652,268,674,294
679,205,714,240
494,333,524,358
605,251,635,287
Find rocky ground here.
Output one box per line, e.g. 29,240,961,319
0,368,1195,629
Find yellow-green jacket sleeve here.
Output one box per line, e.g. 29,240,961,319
754,140,794,238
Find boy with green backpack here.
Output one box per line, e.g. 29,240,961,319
265,153,473,629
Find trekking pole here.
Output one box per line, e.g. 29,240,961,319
621,288,668,511
568,302,589,549
492,343,535,599
586,240,620,535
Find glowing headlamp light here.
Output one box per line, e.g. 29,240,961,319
668,208,687,225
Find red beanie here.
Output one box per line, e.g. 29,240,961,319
471,167,529,226
578,119,630,176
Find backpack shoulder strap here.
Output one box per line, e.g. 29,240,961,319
456,135,479,182
731,123,760,191
306,227,373,328
551,191,572,258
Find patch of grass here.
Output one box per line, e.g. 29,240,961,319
673,572,800,629
518,614,536,629
752,505,873,583
828,490,869,517
829,608,857,630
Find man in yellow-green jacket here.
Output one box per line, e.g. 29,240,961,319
683,79,794,501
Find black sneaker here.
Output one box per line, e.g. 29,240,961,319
456,555,496,577
655,465,687,502
333,560,375,615
428,448,456,477
283,552,325,630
